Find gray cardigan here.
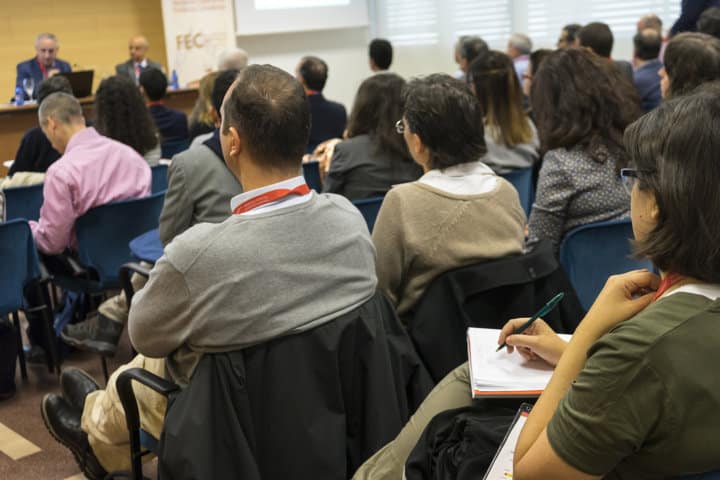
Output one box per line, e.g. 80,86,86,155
158,143,243,246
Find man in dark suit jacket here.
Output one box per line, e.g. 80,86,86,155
296,56,347,153
633,29,663,112
115,35,163,85
578,22,634,82
139,68,189,156
15,33,72,100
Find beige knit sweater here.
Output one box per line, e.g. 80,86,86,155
372,179,526,321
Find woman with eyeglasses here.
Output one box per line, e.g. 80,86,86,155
371,74,526,325
356,82,720,480
321,73,423,200
527,48,641,255
466,51,539,174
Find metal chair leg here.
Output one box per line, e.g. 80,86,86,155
37,282,60,375
11,311,27,381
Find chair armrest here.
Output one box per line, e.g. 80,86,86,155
116,367,180,478
119,263,151,304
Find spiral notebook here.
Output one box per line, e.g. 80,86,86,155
467,328,571,398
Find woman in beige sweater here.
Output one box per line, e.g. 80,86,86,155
372,74,526,323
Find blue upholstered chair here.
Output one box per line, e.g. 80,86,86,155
680,473,720,479
3,183,44,222
0,219,57,377
161,138,190,159
302,161,323,192
500,167,534,216
352,196,384,233
559,218,653,311
151,164,169,194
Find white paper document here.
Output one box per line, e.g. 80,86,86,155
467,328,571,398
483,404,533,480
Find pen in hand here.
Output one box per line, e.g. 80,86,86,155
496,292,565,352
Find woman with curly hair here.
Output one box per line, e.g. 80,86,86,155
527,48,641,254
94,75,161,165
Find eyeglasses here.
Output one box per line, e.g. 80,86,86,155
619,168,652,195
395,119,405,135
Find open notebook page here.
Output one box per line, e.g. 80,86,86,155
467,328,572,397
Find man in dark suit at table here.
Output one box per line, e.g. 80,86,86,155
115,35,163,85
15,33,72,100
296,56,347,153
139,67,189,152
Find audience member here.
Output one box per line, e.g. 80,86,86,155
114,35,163,85
25,93,150,362
9,76,73,176
527,48,640,254
556,23,582,48
42,65,377,477
217,47,249,71
188,71,220,142
369,38,393,72
578,22,634,80
633,29,663,111
670,0,720,36
322,73,422,199
522,48,552,99
15,33,71,100
138,68,189,148
372,74,525,323
512,83,720,479
454,36,489,80
94,75,161,165
296,56,347,152
637,13,663,33
467,51,539,174
61,71,243,355
697,7,720,38
660,32,720,98
506,33,532,82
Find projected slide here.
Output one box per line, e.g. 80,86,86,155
237,0,367,35
255,0,350,10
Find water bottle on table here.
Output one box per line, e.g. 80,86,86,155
14,87,24,106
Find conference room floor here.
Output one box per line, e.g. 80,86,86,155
0,315,155,479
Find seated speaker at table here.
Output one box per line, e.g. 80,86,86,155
115,35,163,85
15,32,72,100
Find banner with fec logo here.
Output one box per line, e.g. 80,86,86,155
160,0,236,86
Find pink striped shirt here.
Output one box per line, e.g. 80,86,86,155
30,127,151,254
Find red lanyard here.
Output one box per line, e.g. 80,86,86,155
652,272,685,301
232,184,311,215
146,100,164,107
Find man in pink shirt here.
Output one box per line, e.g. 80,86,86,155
25,92,151,360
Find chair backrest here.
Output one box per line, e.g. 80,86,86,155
75,192,165,287
408,240,584,382
3,183,44,222
161,139,190,159
500,167,534,216
151,164,169,194
559,218,653,312
302,161,322,192
156,292,433,480
352,196,384,233
0,219,41,315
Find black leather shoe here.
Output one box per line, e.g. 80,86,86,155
60,313,123,356
41,394,108,480
61,368,100,413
